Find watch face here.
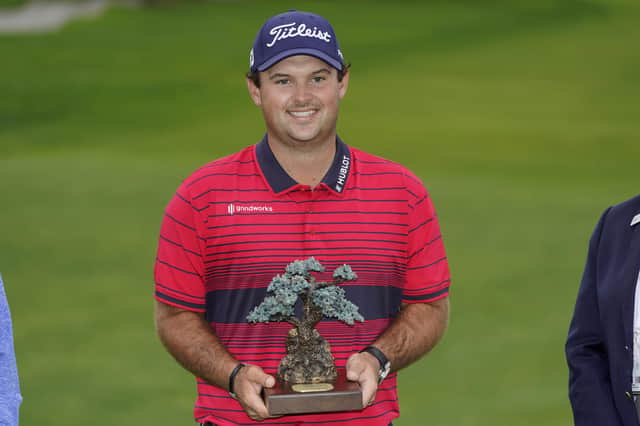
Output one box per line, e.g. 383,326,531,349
379,361,391,383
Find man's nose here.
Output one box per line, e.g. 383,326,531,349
293,83,312,104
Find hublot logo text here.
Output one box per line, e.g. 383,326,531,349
335,154,350,193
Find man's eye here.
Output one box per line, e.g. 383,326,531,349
275,79,290,85
312,76,325,83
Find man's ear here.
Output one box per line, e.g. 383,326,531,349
338,69,350,100
246,78,262,107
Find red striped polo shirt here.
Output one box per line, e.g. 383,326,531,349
154,136,450,426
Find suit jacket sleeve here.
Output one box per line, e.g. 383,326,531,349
566,207,623,425
0,275,22,426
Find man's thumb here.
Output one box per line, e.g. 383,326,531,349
346,360,361,381
264,374,275,388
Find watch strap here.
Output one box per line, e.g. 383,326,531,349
360,346,388,369
228,363,246,399
360,346,391,384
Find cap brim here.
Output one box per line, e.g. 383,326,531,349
255,48,343,72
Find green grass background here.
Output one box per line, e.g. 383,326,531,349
1,0,639,424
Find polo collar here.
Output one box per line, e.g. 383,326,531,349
255,135,352,195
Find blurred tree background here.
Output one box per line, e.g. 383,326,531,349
0,0,638,425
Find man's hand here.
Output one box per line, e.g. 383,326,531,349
344,298,450,410
233,364,277,421
155,302,280,421
346,351,380,408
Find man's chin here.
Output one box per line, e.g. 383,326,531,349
286,131,321,144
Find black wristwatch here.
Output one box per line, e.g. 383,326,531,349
360,346,391,384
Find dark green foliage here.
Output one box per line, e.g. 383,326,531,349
312,286,363,325
333,264,358,281
247,257,364,326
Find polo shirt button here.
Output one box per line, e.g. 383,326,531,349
626,391,633,400
625,345,630,351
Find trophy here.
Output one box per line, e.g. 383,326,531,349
247,257,364,415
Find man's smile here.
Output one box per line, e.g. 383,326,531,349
288,109,318,119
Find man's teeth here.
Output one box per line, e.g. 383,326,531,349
290,111,315,117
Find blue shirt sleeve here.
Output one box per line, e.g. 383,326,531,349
0,274,22,426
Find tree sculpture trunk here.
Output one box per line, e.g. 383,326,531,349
277,293,337,384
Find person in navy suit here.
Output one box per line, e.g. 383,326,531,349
566,194,640,425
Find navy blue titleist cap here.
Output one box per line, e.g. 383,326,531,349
249,10,344,73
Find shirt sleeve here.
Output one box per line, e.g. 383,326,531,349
154,182,207,312
0,274,22,426
403,178,451,303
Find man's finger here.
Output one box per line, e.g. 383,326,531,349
346,352,379,407
234,365,275,420
244,364,275,389
346,353,366,381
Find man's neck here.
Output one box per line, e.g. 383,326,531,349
267,134,337,188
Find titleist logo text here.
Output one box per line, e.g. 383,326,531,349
266,23,332,48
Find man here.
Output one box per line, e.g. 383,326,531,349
566,194,640,425
154,10,450,425
0,274,22,426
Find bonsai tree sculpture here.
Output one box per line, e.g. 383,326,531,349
247,257,364,384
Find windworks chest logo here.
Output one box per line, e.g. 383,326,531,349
227,204,274,215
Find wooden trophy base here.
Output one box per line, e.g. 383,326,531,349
264,371,362,416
